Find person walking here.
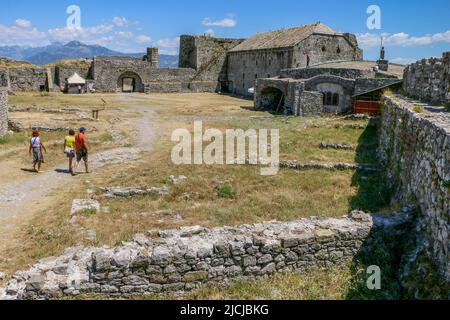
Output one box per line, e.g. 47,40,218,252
74,127,89,174
29,130,47,173
64,129,76,175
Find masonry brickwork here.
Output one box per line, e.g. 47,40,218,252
379,95,450,295
0,212,410,300
0,87,8,137
8,67,48,92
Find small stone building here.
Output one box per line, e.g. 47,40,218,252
254,60,404,115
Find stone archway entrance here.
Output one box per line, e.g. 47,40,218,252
117,71,143,93
260,87,285,113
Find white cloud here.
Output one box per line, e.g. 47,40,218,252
47,24,114,43
0,17,181,56
390,57,419,65
357,30,450,49
202,16,237,28
15,19,32,28
204,29,215,36
116,31,134,39
135,35,152,43
156,37,180,55
0,23,47,46
112,17,130,27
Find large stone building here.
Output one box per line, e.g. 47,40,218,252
227,22,362,96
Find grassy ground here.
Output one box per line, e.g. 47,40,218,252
0,92,392,299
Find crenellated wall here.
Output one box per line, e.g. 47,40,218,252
378,95,450,293
403,52,450,104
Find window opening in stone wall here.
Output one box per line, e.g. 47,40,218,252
332,93,339,106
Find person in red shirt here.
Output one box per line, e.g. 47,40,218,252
74,127,89,174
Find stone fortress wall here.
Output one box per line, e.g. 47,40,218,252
7,67,48,92
403,52,450,105
0,69,8,137
0,212,410,299
0,88,7,137
379,95,450,291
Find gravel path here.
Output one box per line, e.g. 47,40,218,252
0,94,158,222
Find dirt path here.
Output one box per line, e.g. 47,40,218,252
0,94,158,223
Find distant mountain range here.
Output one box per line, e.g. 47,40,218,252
0,41,179,68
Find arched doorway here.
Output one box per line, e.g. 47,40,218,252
117,71,143,93
260,87,285,113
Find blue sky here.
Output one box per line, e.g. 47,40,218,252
1,0,449,63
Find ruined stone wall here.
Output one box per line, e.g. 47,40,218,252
0,212,409,300
403,52,450,104
0,88,8,137
292,34,363,69
92,56,208,93
379,95,450,289
8,67,48,92
228,49,294,96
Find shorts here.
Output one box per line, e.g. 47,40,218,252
65,149,75,158
32,147,44,164
76,149,88,162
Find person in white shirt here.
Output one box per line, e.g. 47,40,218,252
28,130,47,173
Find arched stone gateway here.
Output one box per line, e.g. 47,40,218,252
259,87,286,112
117,71,144,93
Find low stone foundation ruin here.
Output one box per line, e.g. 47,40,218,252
0,212,410,300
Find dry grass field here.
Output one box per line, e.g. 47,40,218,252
0,92,391,299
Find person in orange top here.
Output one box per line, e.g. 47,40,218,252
74,127,89,174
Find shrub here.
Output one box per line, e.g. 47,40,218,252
443,180,450,189
81,208,98,216
412,105,425,113
216,185,236,199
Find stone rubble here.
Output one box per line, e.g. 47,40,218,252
279,160,378,172
168,175,188,185
70,199,101,215
319,143,355,150
103,186,170,198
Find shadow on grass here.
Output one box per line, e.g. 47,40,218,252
349,118,390,213
345,118,404,300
